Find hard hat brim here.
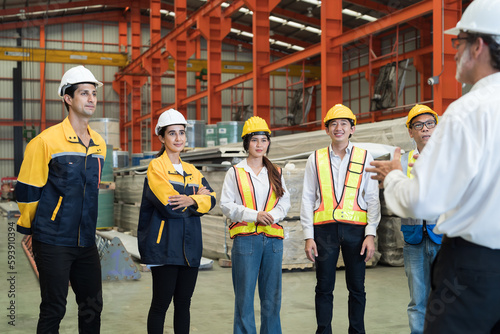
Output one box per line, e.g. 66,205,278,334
444,26,460,36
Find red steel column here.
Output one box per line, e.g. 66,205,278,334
40,25,46,131
321,0,343,123
244,0,279,125
131,1,142,153
149,0,162,151
433,0,461,115
116,19,128,151
195,40,202,120
414,19,433,103
165,0,194,118
198,7,231,124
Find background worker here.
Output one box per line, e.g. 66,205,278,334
301,104,380,334
366,0,500,332
16,65,106,333
137,109,216,334
401,105,442,334
219,116,290,334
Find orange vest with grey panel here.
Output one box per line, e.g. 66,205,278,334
229,166,284,239
313,146,368,225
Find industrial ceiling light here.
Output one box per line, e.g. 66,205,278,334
237,44,243,52
306,7,313,18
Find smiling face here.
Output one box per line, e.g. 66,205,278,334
159,124,186,155
325,118,355,146
247,135,270,159
65,83,97,118
408,113,437,152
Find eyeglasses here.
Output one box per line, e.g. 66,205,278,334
411,120,436,131
451,37,468,49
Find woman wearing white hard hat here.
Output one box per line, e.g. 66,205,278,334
219,116,290,334
137,109,216,334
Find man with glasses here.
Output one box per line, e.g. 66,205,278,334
366,0,500,332
401,105,442,334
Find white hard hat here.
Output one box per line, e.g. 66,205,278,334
58,65,103,98
155,109,187,135
445,0,500,36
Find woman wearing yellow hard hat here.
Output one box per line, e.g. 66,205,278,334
220,116,291,334
137,109,216,334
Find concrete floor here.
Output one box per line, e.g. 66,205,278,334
1,215,411,334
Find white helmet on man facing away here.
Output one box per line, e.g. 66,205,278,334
58,65,103,98
445,0,500,36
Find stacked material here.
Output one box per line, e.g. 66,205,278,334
377,216,405,266
114,171,147,235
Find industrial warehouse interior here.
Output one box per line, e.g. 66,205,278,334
0,0,485,333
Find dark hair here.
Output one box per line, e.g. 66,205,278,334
156,124,187,158
242,134,285,198
62,82,97,112
409,112,437,128
466,33,500,70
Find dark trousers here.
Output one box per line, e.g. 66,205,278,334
424,237,500,334
147,265,199,334
32,239,102,334
314,223,366,334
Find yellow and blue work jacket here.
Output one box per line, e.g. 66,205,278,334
16,117,107,247
313,146,368,225
400,150,442,245
229,166,284,239
137,152,216,267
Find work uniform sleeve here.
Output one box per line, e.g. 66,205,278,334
188,170,216,215
268,174,291,224
363,153,381,237
300,153,318,240
145,159,182,217
219,167,259,223
15,136,50,235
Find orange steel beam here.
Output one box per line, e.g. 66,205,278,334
232,22,313,48
262,0,432,76
414,19,433,103
149,0,162,151
344,0,397,14
432,0,461,115
272,6,320,26
40,25,47,131
244,0,280,124
130,2,142,153
321,0,343,121
195,41,202,120
198,7,232,124
116,0,225,79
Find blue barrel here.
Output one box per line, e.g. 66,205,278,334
101,145,114,182
131,153,144,166
96,189,114,229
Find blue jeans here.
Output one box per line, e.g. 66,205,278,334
231,234,283,334
314,223,366,334
403,236,440,334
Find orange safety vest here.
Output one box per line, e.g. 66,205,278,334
229,166,284,239
313,146,368,225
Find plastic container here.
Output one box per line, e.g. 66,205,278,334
217,121,243,146
131,153,144,166
205,124,218,147
112,151,129,169
89,118,120,150
186,120,206,148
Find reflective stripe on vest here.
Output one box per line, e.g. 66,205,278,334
406,150,416,179
313,146,368,225
229,166,284,239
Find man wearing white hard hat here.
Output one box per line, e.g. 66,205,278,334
16,65,106,332
366,0,500,332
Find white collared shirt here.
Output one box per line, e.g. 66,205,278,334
384,72,500,249
300,142,381,239
220,159,291,224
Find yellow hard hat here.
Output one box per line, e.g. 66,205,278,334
406,104,439,128
241,116,271,138
323,104,356,126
